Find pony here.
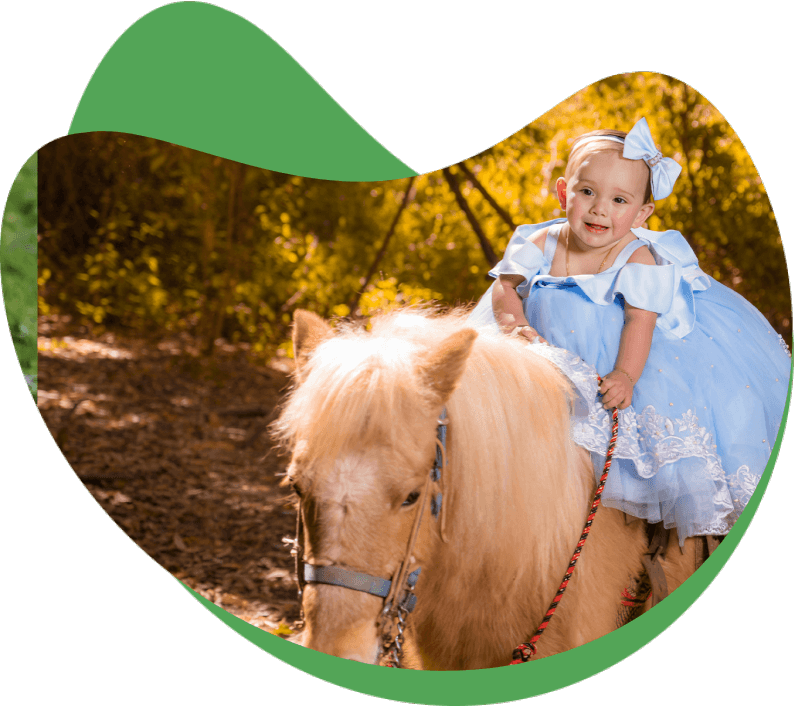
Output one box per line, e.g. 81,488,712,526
273,308,698,670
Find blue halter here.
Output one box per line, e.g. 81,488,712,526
430,409,447,520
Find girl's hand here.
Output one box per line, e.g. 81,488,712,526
599,369,634,410
514,325,547,344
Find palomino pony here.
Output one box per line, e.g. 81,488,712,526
274,308,697,670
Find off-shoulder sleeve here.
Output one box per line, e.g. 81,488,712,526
632,227,711,292
613,263,677,314
487,220,560,297
574,262,677,317
625,227,712,338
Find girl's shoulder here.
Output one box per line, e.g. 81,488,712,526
625,242,656,266
630,226,700,270
509,219,565,246
528,225,551,250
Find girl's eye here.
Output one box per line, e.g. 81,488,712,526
614,197,626,204
582,188,593,195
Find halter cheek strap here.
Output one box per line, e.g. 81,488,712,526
430,410,450,543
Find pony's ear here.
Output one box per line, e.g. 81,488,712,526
293,309,333,380
419,328,478,406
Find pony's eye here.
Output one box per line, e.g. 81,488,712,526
402,490,421,507
289,478,303,499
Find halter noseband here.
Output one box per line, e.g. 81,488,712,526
302,564,421,612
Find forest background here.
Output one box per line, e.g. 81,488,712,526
24,73,792,376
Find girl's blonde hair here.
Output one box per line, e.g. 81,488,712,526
565,129,653,203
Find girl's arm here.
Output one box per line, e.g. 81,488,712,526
599,303,657,409
599,245,658,409
492,275,546,342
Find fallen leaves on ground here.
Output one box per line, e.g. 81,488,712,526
37,316,304,637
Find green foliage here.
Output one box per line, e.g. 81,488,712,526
358,278,443,318
37,74,790,359
1,154,38,396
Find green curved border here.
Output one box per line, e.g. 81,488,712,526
0,1,789,702
70,2,415,181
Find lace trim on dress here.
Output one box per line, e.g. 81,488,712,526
527,342,754,537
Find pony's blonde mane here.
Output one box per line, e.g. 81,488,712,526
274,308,593,572
421,313,591,568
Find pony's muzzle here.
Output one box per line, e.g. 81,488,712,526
304,621,380,664
301,584,382,664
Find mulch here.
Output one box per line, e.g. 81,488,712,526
36,316,303,637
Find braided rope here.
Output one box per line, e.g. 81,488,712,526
511,380,619,664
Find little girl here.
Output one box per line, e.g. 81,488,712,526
468,117,791,542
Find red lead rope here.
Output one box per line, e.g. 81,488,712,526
510,381,620,664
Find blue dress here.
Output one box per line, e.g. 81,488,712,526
468,219,791,541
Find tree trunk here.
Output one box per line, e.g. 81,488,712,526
456,161,517,231
202,161,246,356
442,167,498,267
347,176,416,314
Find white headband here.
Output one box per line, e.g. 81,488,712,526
575,135,625,147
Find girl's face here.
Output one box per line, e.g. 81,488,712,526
556,149,654,253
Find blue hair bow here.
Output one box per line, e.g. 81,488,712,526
623,117,682,200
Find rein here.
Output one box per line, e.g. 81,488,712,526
510,385,620,664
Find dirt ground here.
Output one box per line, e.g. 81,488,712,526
36,315,303,638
